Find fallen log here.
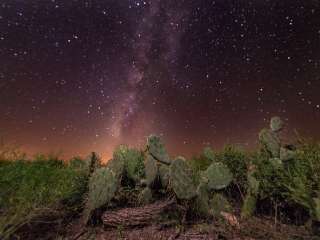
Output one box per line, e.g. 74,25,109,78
102,199,176,227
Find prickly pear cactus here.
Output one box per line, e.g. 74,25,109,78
84,167,119,223
169,157,197,200
203,162,233,190
112,145,144,183
209,193,232,218
270,116,284,132
139,187,153,205
158,164,170,188
147,135,171,165
259,129,281,158
144,154,158,186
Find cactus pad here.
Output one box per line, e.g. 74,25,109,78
203,162,233,190
158,164,170,188
259,129,281,158
147,135,171,165
144,154,158,186
169,157,197,200
84,167,119,223
270,116,284,132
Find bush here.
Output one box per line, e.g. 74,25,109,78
0,157,88,239
215,145,248,189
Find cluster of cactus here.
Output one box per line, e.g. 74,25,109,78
142,135,234,218
84,134,235,223
193,161,233,218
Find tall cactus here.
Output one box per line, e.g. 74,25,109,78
169,157,197,200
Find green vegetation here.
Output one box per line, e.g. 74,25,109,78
0,117,319,239
0,156,88,239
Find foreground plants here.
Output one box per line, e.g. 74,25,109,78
0,116,319,239
83,117,320,235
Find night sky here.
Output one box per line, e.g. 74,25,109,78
1,0,320,160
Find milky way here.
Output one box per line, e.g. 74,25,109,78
0,0,319,160
110,1,189,141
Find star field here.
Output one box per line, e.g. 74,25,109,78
0,0,320,160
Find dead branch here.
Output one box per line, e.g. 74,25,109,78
102,199,176,228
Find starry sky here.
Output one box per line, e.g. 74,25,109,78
0,0,320,160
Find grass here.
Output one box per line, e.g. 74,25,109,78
0,155,89,239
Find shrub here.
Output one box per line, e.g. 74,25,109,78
0,157,88,239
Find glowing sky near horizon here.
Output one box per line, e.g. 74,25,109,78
0,0,320,160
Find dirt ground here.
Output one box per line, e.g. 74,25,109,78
72,216,312,240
